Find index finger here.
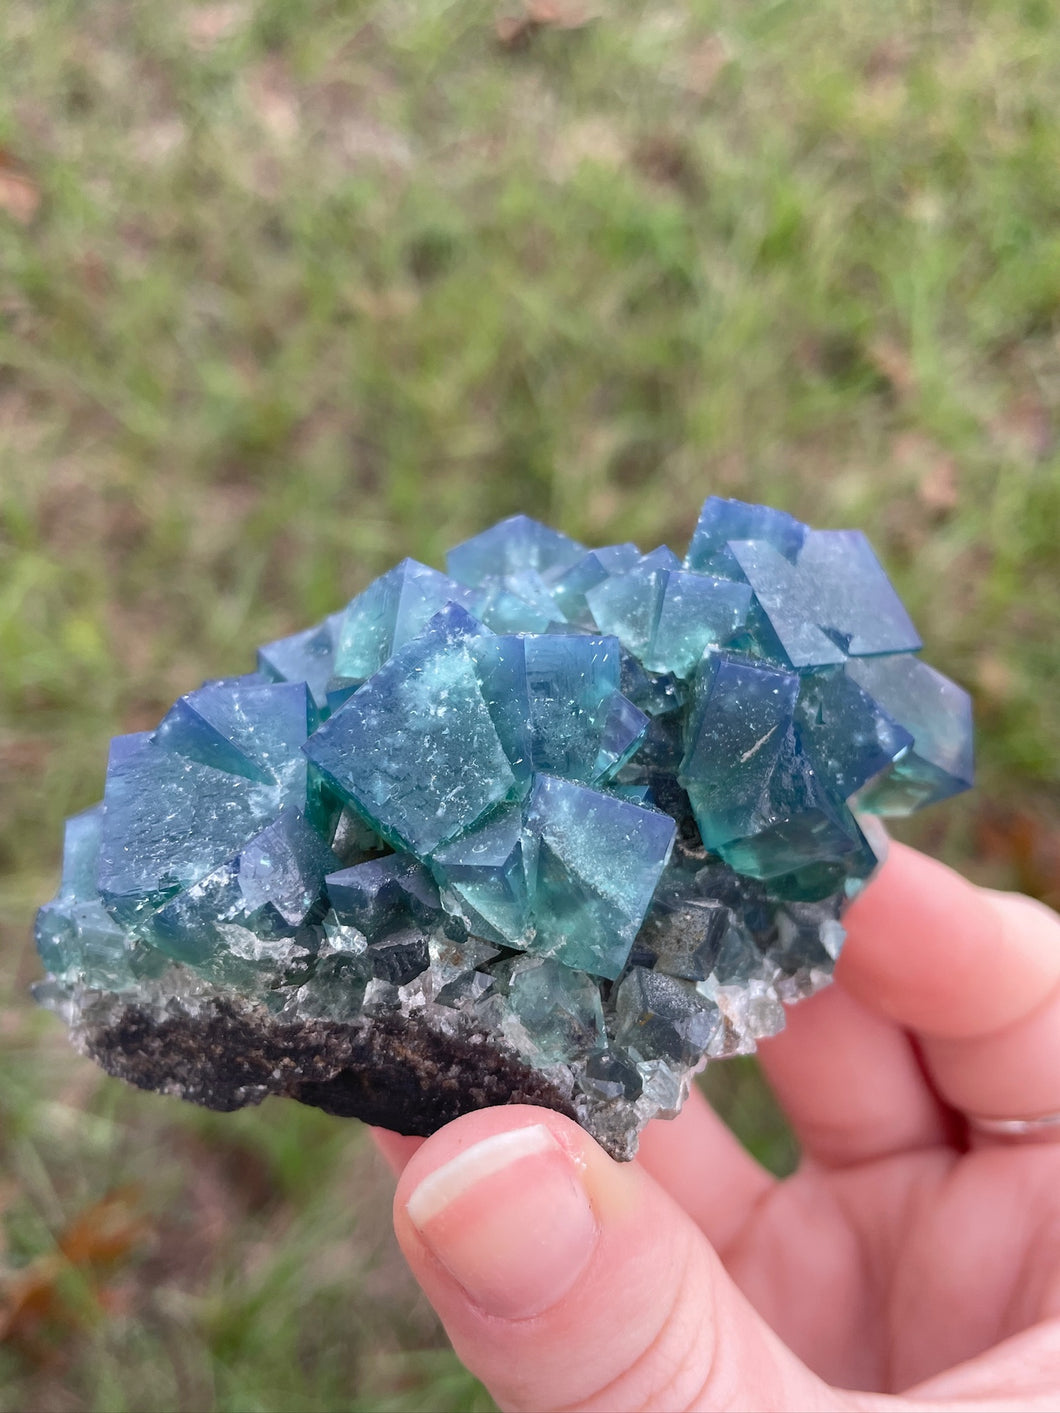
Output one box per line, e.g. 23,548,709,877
837,841,1060,1042
837,840,1060,1124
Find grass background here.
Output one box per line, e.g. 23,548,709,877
0,0,1058,1407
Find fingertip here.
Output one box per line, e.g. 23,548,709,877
392,1106,843,1413
371,1128,425,1177
391,1106,705,1408
394,1105,642,1242
397,1111,602,1323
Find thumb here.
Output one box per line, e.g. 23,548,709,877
394,1106,850,1413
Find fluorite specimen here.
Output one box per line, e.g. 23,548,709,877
34,498,974,1160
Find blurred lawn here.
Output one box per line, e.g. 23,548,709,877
0,0,1058,1408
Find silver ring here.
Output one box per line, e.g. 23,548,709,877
967,1111,1060,1142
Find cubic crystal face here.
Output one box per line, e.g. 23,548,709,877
35,497,974,1160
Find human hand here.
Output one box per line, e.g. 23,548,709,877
375,842,1060,1411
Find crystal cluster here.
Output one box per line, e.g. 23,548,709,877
35,498,973,1159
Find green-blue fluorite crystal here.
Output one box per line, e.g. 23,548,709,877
306,604,516,856
34,495,974,1160
332,558,482,683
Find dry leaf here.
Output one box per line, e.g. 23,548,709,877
684,34,730,97
496,14,533,47
0,152,40,226
0,735,53,779
975,805,1060,910
497,1,593,48
527,0,592,27
633,133,700,193
0,1188,149,1359
58,1188,149,1267
863,37,911,91
548,116,626,181
975,651,1013,704
868,336,917,399
894,431,961,517
916,454,960,515
76,250,109,296
247,62,300,145
186,2,247,50
990,390,1053,462
893,429,930,465
134,117,187,163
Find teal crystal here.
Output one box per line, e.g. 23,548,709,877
679,652,801,853
584,546,681,659
517,633,647,782
614,967,720,1066
147,806,340,973
586,548,752,679
305,604,516,856
524,774,675,978
35,807,145,989
551,543,642,628
470,580,556,635
502,956,605,1067
326,855,444,940
35,494,974,1161
333,558,482,683
685,495,806,577
726,530,922,668
98,679,311,925
648,570,753,678
447,514,585,595
431,804,531,947
258,613,344,714
154,678,311,786
796,667,915,800
846,654,975,813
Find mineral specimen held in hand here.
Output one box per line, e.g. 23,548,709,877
34,497,974,1160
